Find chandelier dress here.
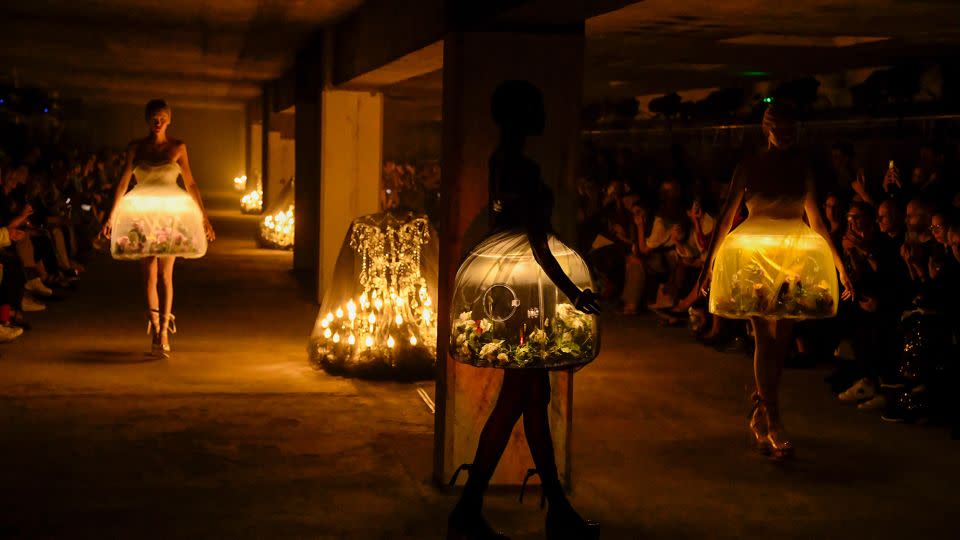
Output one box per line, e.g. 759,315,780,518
449,153,599,370
709,152,839,320
110,161,207,259
310,210,439,380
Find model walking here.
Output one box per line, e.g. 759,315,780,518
101,99,215,356
700,104,853,459
447,81,601,540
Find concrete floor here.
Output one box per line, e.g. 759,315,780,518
1,191,957,539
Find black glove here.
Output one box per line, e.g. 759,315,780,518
574,288,601,314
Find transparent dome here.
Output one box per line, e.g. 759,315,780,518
709,217,838,320
110,163,206,260
450,231,599,370
257,179,294,249
309,211,438,380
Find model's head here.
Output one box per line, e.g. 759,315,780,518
145,99,172,135
491,80,545,138
761,103,797,149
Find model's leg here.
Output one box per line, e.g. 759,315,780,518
523,371,599,539
752,317,795,457
449,371,528,539
142,257,160,352
158,256,176,350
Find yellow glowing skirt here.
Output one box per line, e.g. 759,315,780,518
110,185,207,260
709,217,838,320
450,230,599,370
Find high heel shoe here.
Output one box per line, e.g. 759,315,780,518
752,395,794,460
159,313,176,358
545,504,600,540
446,509,510,540
749,393,770,454
147,309,162,356
765,423,794,460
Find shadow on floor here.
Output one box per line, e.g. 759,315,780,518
64,349,163,365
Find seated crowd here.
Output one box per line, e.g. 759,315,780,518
0,143,122,343
579,141,960,430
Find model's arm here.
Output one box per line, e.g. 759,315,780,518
804,172,854,299
527,222,599,314
698,167,746,293
177,143,216,241
100,142,137,238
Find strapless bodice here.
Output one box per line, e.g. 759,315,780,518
134,161,181,186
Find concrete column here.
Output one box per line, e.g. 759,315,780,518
260,89,272,207
318,90,383,300
293,47,323,290
435,29,585,487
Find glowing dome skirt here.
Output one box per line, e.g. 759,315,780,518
450,230,599,370
110,185,207,259
310,211,438,380
709,217,838,320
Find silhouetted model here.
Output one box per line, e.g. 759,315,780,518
447,81,601,540
102,99,215,357
701,104,853,459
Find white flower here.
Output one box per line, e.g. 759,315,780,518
460,343,471,356
496,353,509,364
479,319,492,333
529,329,548,345
478,340,503,358
556,303,575,320
561,332,573,343
458,311,473,321
456,333,467,345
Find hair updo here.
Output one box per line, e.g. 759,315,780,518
491,80,545,136
144,99,171,120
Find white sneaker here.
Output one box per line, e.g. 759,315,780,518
857,394,887,411
22,296,47,312
0,324,24,343
25,277,53,297
839,378,876,402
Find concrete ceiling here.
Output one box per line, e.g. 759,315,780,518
384,0,960,113
4,1,960,111
0,0,364,109
585,0,960,100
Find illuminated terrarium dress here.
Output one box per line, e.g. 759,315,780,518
257,179,294,249
110,161,207,259
309,211,438,380
709,195,838,320
449,179,599,370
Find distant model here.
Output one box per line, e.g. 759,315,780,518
446,80,601,540
701,104,853,459
101,99,215,357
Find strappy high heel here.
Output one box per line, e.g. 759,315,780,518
749,393,770,454
752,395,794,460
147,309,162,356
159,313,176,357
